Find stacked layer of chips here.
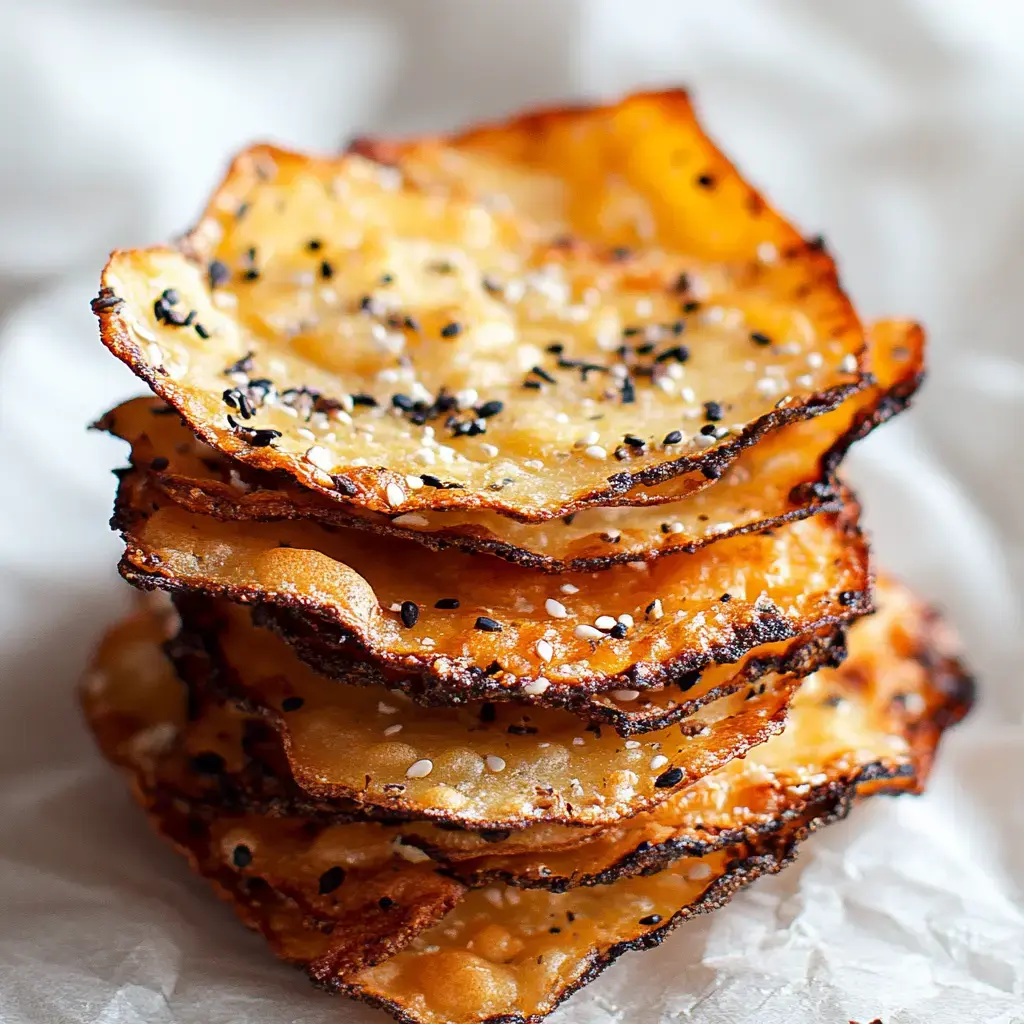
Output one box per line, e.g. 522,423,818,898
83,92,973,1024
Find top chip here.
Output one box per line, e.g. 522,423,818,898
94,91,865,520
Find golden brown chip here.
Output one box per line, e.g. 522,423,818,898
93,91,867,522
98,319,922,572
81,608,465,975
168,597,809,829
113,463,869,705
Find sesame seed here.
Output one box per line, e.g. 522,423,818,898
583,430,600,446
385,482,406,506
378,701,398,715
663,430,683,445
654,766,683,788
595,615,617,631
609,622,628,639
646,599,664,620
650,754,669,770
281,696,304,712
304,445,333,471
399,602,419,628
613,690,640,702
536,639,553,662
840,353,857,373
440,321,462,338
394,512,429,527
575,624,604,641
406,759,433,779
639,914,663,926
475,616,503,632
687,861,712,881
485,755,506,772
560,583,579,594
522,678,551,695
434,598,460,609
585,445,607,460
618,614,634,628
625,740,641,749
572,737,585,746
232,844,252,869
383,723,403,736
318,866,345,894
750,331,772,347
545,599,568,619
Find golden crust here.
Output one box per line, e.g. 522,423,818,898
112,463,870,705
97,319,923,573
79,575,972,1023
94,91,866,522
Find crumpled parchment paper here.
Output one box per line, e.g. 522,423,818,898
1,2,1021,1022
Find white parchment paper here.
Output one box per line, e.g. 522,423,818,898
1,2,1022,1021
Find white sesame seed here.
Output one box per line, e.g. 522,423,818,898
480,443,499,458
406,759,433,779
840,354,857,374
575,624,604,641
693,433,717,448
806,352,824,368
757,242,778,263
680,386,696,402
650,754,669,770
625,740,641,749
585,445,607,460
296,427,316,442
560,583,579,594
522,678,550,695
483,888,504,907
393,513,428,527
572,737,585,746
538,742,550,749
595,615,617,631
583,430,600,446
455,388,479,409
618,614,634,628
391,839,431,863
437,445,456,464
613,689,640,702
667,522,684,534
687,861,712,881
535,639,553,663
383,723,403,736
647,599,664,620
405,475,425,490
378,702,398,715
385,482,406,506
545,598,568,619
304,446,333,470
415,448,436,465
755,377,779,396
389,602,402,612
524,459,544,470
485,755,506,772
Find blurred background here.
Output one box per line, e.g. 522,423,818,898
0,2,1021,1022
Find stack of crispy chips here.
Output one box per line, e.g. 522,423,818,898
83,92,973,1023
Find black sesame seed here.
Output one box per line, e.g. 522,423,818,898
639,914,663,926
609,622,628,639
531,365,557,384
838,590,859,606
476,400,504,419
623,435,646,448
656,345,689,364
161,288,180,305
420,475,464,490
194,322,210,339
242,268,260,281
720,593,732,602
232,844,252,868
306,239,323,252
682,301,701,314
434,598,460,609
332,474,358,496
654,766,683,789
224,351,254,375
703,401,724,421
400,601,419,628
672,273,690,294
350,393,378,407
440,321,462,338
226,416,281,447
319,260,334,279
663,430,683,445
620,377,636,404
190,751,225,775
546,342,565,354
696,173,715,188
549,926,562,934
522,380,542,390
281,696,304,712
318,866,345,894
480,828,511,843
750,331,772,347
149,456,170,472
474,616,503,633
699,424,718,437
622,326,643,338
208,260,231,288
378,896,396,910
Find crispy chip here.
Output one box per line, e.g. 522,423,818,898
94,91,867,522
81,576,970,1024
98,319,922,572
113,463,869,705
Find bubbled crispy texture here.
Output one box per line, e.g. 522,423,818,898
94,91,867,522
167,598,807,829
78,577,973,1024
97,319,924,573
112,465,870,704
